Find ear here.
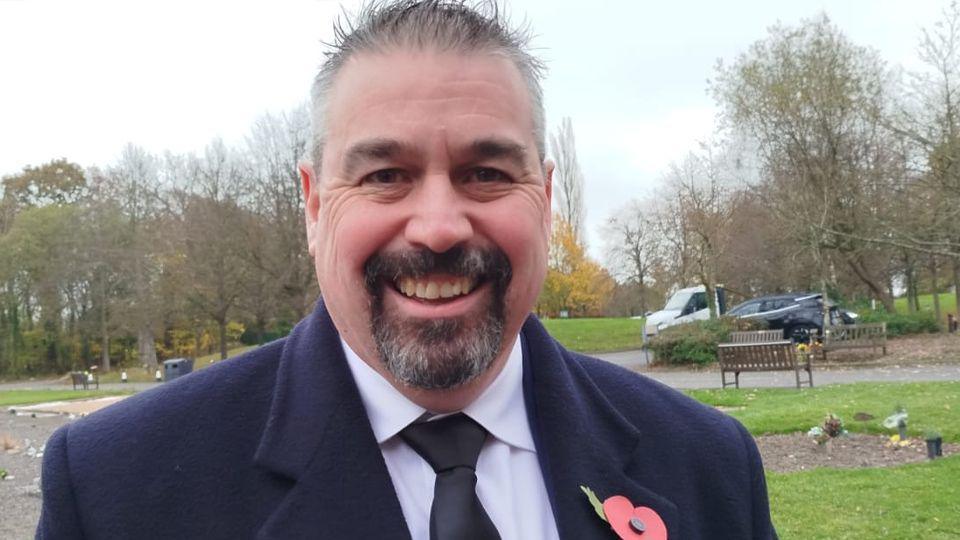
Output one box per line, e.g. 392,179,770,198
299,160,319,256
542,158,555,231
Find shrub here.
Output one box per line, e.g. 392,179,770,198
647,316,765,366
857,310,939,337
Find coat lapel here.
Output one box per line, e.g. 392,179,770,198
250,304,679,539
253,302,410,540
521,316,680,539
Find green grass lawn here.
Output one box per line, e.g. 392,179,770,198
0,389,130,407
893,292,958,323
685,382,960,538
768,455,960,539
540,317,644,353
688,381,960,441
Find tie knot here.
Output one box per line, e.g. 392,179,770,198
400,413,488,473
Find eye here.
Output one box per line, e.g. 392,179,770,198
364,169,407,185
466,167,511,183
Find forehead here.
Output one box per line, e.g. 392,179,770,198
321,49,536,167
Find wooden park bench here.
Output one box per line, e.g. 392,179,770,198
821,323,886,360
717,340,813,389
70,371,99,390
728,329,784,343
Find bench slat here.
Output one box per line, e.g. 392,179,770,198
718,341,812,389
822,323,887,359
729,330,784,343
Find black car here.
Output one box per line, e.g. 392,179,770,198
726,292,855,342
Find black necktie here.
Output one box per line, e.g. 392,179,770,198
400,413,502,540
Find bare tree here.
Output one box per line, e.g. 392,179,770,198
104,145,165,368
243,106,317,321
665,150,735,318
713,14,898,313
177,140,251,360
549,117,586,244
603,199,661,315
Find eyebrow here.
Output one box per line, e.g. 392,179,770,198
342,138,410,177
340,136,531,176
469,138,529,169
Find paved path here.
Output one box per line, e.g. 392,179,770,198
0,380,160,392
3,352,959,393
594,350,960,389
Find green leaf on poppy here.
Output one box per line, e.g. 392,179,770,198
580,485,607,522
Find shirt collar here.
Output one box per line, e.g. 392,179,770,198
341,336,536,452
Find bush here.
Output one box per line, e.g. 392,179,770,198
647,316,766,366
857,310,940,337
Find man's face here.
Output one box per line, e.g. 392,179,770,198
302,49,552,394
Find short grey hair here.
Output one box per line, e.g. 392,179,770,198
309,0,547,172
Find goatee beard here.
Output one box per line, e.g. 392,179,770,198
363,246,511,390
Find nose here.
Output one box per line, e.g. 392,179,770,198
403,174,474,254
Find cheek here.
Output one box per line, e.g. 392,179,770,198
480,198,550,301
315,197,399,291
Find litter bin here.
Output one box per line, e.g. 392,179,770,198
163,358,194,382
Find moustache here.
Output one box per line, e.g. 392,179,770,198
363,246,512,296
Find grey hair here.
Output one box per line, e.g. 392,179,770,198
309,0,547,172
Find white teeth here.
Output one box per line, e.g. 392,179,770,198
395,277,477,300
440,282,454,298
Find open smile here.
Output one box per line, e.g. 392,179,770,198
394,275,479,300
384,273,490,319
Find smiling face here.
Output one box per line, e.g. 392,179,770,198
301,49,552,410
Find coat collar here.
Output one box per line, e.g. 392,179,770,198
253,301,411,540
521,316,680,539
252,302,678,539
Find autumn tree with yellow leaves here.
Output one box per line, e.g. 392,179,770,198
538,216,614,317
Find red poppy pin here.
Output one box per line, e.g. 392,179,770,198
580,485,667,540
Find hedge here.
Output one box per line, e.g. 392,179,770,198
646,316,766,366
857,310,940,337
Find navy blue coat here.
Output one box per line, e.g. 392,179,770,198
37,301,777,539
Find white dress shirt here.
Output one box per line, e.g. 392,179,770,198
342,337,560,540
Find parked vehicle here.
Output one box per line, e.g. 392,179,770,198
725,292,856,342
643,285,727,340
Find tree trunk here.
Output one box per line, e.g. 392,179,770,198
138,326,157,368
904,251,918,312
194,325,203,358
637,278,648,316
952,257,960,319
255,316,266,345
100,333,110,372
704,280,718,319
99,287,111,372
930,256,942,328
845,254,895,312
218,319,228,360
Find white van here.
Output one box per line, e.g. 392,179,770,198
642,285,727,340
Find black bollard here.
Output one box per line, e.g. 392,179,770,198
926,436,942,459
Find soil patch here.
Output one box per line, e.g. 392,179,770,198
818,332,960,366
756,432,958,473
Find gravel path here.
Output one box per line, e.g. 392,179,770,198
1,413,70,540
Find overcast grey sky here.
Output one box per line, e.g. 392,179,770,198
0,0,949,255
